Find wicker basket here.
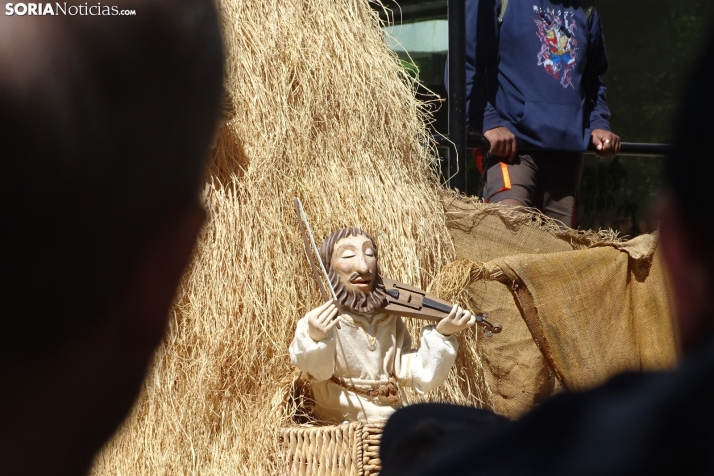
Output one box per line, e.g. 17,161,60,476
278,421,384,476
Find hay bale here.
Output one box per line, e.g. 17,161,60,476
91,0,460,474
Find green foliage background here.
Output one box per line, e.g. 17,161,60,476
578,0,714,235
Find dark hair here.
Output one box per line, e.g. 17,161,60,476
0,0,224,365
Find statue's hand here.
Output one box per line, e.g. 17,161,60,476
306,301,339,342
436,304,477,336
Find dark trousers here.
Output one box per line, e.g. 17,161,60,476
480,152,585,227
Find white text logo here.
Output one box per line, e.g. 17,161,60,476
5,3,137,16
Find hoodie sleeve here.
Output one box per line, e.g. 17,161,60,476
445,0,503,133
584,9,612,132
289,316,336,382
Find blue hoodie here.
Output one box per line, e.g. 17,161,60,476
447,0,611,152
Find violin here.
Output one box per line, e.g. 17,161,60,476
380,278,502,337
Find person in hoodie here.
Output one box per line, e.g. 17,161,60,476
448,0,621,226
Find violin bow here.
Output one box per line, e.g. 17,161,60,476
294,198,341,328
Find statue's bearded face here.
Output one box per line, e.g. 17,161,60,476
331,235,378,294
319,228,388,315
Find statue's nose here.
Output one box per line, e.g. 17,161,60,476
356,256,369,274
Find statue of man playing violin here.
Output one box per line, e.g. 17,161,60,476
289,227,478,423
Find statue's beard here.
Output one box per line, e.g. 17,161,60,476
329,269,388,315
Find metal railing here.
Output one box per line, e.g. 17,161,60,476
446,0,467,192
433,134,672,157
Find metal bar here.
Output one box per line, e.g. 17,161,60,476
447,0,467,191
432,134,673,157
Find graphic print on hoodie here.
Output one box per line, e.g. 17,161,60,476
534,6,580,88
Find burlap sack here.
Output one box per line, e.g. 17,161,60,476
445,195,619,262
438,198,678,418
454,276,558,419
495,233,677,391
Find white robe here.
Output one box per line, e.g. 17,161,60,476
289,310,458,423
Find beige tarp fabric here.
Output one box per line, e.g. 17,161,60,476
495,233,677,391
435,198,678,419
445,195,622,262
454,275,558,419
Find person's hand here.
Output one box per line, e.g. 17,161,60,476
591,129,621,158
483,126,517,163
306,301,340,342
436,304,477,336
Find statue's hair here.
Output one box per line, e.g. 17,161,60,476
319,227,388,314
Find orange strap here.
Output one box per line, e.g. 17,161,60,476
485,162,512,203
499,162,512,192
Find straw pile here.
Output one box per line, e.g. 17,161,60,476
90,0,480,474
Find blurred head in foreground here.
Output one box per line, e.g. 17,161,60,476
660,33,714,355
0,1,223,474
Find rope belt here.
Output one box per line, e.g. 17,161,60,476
330,375,400,403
